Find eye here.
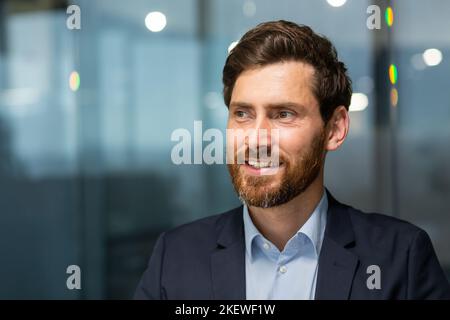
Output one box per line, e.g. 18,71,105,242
278,111,295,119
235,110,248,118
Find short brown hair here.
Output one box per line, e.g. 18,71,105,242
222,20,352,124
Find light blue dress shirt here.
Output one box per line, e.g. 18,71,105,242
243,189,328,300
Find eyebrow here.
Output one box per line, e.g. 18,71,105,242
229,101,307,112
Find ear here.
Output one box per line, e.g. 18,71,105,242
325,106,350,151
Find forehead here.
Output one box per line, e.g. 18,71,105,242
231,61,318,108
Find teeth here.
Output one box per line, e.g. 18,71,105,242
248,160,271,168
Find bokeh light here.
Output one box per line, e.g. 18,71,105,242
228,41,239,53
389,64,398,85
385,7,394,27
243,0,256,17
349,93,369,112
423,48,443,66
69,71,80,92
390,88,398,107
327,0,347,8
145,11,167,32
411,53,426,70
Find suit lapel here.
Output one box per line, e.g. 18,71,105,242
315,189,359,299
315,237,359,299
210,206,246,299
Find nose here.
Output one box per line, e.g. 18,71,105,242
253,116,272,147
244,116,272,160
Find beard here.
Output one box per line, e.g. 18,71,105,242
227,130,326,208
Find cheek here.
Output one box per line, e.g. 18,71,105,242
278,128,309,158
226,118,234,129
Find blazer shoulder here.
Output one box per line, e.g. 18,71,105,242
349,206,422,231
346,204,427,249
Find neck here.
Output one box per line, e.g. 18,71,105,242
247,172,325,252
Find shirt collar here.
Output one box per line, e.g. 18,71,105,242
243,204,261,259
243,189,328,260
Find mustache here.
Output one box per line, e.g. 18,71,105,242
234,146,284,164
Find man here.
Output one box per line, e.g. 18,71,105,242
135,20,450,299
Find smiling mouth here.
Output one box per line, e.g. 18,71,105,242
244,159,283,169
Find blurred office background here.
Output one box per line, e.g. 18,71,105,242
0,0,449,299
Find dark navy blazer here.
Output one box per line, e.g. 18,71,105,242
134,189,450,299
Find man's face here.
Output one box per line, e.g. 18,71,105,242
227,61,327,208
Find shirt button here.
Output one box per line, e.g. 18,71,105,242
279,265,287,274
263,242,270,250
